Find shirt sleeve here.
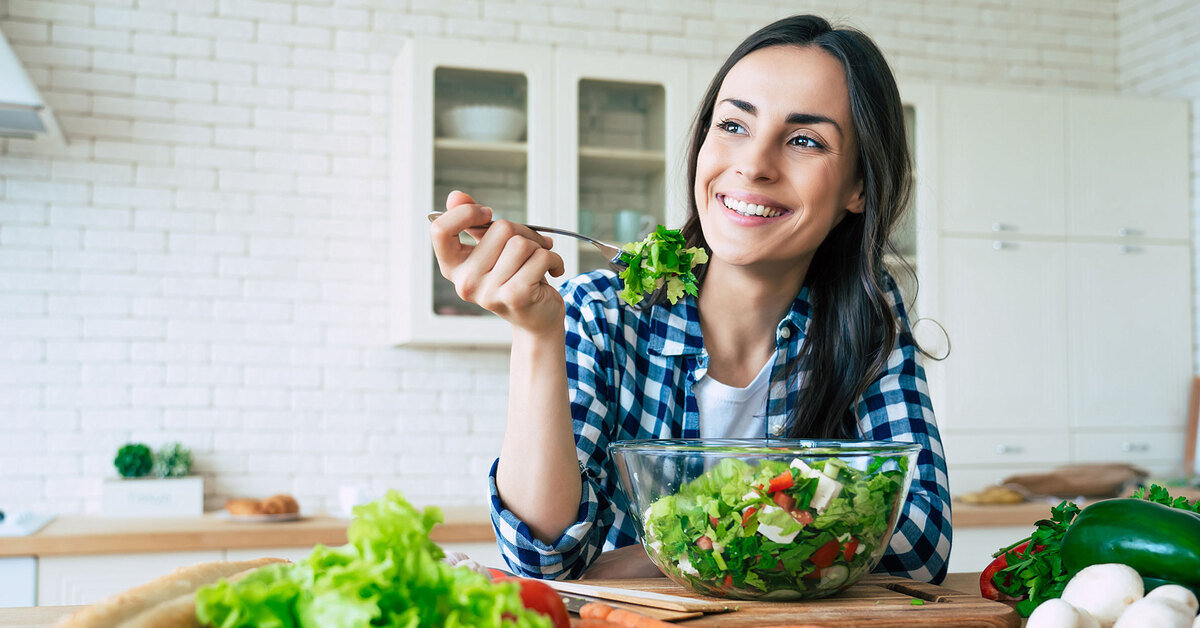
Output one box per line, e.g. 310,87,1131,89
487,274,623,579
854,281,953,584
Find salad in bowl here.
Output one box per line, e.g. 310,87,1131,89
610,439,919,600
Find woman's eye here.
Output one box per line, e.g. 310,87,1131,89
790,135,824,149
716,119,745,134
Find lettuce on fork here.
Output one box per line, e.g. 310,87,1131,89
195,491,550,628
616,225,708,306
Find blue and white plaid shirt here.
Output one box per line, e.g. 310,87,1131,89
488,269,952,583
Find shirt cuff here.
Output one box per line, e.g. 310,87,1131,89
486,458,602,578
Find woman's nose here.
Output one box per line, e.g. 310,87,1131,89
734,138,778,182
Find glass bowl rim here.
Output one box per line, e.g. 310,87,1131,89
609,438,921,456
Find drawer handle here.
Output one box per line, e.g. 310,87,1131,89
991,222,1010,232
992,241,1013,251
1121,442,1150,453
995,444,1024,455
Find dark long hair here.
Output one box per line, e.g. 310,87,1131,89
655,15,915,439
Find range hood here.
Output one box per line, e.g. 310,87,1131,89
0,28,64,142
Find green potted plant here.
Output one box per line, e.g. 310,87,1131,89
101,442,203,517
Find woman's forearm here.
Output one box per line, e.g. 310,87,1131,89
496,326,582,544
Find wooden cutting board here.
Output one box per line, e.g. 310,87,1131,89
573,574,1019,627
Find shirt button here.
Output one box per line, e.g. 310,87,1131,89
780,327,791,339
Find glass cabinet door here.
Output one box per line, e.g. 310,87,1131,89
430,67,529,318
575,79,668,273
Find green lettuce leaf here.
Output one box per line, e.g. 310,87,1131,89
616,225,708,306
195,490,550,628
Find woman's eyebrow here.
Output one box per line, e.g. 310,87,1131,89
719,98,843,135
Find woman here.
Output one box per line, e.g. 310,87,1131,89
429,14,952,584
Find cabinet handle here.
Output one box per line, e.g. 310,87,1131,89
1118,245,1141,254
995,444,1024,455
1121,442,1149,453
1117,227,1141,237
992,241,1012,250
991,223,1009,232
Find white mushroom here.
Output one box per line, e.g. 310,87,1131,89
1060,563,1145,628
1026,598,1091,628
1147,585,1200,616
1113,597,1192,628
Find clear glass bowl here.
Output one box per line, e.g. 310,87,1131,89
610,438,920,600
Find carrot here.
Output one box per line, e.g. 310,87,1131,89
577,621,624,628
579,602,614,619
603,608,676,627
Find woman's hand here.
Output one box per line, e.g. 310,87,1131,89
580,544,666,580
430,191,566,335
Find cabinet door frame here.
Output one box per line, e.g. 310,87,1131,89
390,38,553,347
552,50,690,280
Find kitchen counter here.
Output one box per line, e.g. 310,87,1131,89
0,572,1001,627
0,500,1089,559
0,507,493,557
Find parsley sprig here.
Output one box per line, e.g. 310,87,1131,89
1132,483,1200,512
992,500,1081,617
616,225,708,306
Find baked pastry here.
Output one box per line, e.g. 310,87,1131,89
224,498,263,516
259,494,299,515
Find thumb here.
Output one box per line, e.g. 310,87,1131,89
446,190,477,210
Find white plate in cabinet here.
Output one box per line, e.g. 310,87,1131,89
1066,94,1190,240
1071,430,1184,466
942,432,1070,467
938,86,1065,236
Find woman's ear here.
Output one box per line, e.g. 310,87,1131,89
845,178,866,214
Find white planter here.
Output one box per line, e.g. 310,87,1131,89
101,476,204,517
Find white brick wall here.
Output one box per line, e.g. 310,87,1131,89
0,0,1168,515
1116,0,1200,371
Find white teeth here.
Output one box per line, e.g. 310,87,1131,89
722,196,781,218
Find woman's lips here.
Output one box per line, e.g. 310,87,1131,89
718,194,791,223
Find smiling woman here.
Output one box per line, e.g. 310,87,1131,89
428,14,951,588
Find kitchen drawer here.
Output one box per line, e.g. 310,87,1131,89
942,431,1070,467
38,550,223,606
1071,430,1183,465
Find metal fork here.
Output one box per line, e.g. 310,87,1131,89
426,209,629,268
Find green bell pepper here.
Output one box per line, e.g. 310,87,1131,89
1061,498,1200,591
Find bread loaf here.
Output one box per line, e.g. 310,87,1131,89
53,557,286,628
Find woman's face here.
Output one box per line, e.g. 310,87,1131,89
694,44,863,274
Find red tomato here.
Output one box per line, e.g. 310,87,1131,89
767,471,794,493
709,515,720,528
489,572,570,628
723,573,733,588
772,491,796,511
810,539,841,569
696,535,713,551
742,506,758,525
842,538,859,561
790,509,814,525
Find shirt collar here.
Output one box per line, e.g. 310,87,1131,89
647,285,812,356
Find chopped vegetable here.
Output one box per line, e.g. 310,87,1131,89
195,490,551,628
615,225,708,306
989,500,1080,617
641,455,908,599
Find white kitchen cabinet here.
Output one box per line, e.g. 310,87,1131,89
0,557,35,608
938,86,1066,237
930,87,1193,494
1066,95,1190,240
37,550,223,606
391,39,691,346
1067,242,1192,429
935,237,1069,433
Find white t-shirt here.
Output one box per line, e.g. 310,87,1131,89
694,357,774,438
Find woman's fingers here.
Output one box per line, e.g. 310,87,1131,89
429,202,492,274
446,189,477,209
